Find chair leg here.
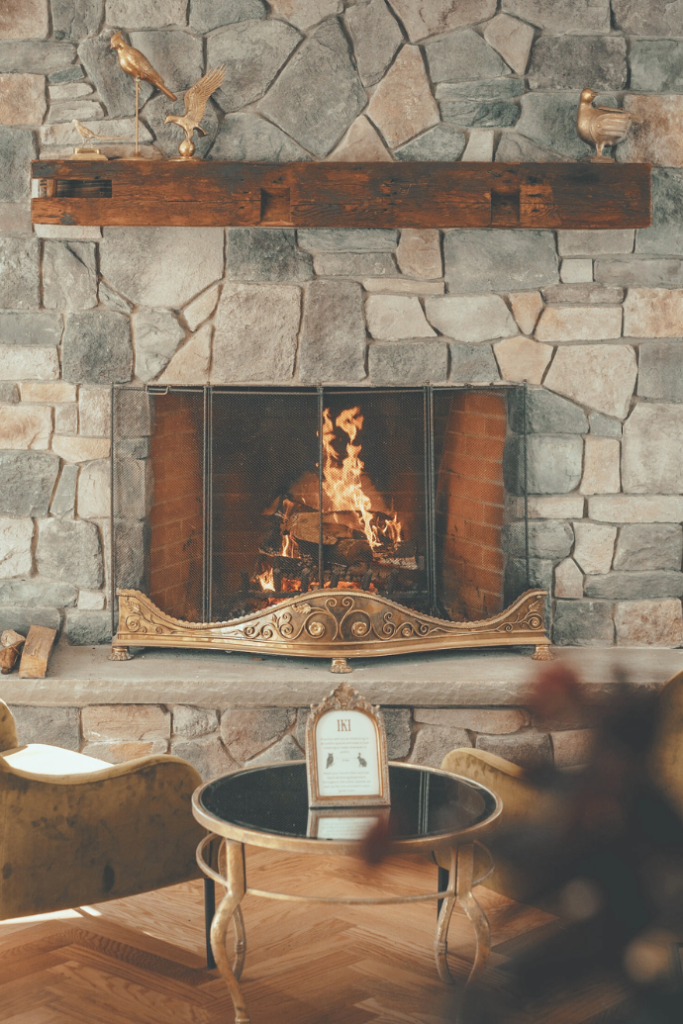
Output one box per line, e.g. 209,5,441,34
437,865,449,919
204,877,216,970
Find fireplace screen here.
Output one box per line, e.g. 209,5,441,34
110,385,532,638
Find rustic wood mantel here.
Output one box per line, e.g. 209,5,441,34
31,160,651,229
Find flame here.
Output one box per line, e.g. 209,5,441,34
256,567,275,591
322,406,402,550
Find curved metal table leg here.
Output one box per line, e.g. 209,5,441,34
210,840,250,1024
435,844,491,989
232,904,247,981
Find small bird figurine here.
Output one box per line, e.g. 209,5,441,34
165,65,225,159
110,30,176,100
577,88,639,162
71,119,130,159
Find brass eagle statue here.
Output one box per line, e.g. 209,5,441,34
165,65,225,159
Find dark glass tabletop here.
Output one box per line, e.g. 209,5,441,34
198,762,497,843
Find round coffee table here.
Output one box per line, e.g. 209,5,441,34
193,761,501,1024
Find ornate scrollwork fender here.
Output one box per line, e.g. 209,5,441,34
110,588,553,668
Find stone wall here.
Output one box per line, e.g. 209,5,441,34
0,0,682,647
7,699,592,778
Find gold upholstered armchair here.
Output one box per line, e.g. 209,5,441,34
0,699,210,948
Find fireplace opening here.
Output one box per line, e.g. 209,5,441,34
111,385,530,633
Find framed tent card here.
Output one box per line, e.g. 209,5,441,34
305,682,390,810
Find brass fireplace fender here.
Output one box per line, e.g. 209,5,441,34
110,588,553,670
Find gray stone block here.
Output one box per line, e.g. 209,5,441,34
0,126,35,203
258,19,365,158
505,557,554,602
52,0,103,41
476,731,552,771
541,283,624,305
638,342,683,403
0,383,19,403
528,35,627,91
631,41,683,93
226,228,313,283
99,281,133,314
585,571,683,600
172,705,219,739
114,520,149,590
65,610,112,645
515,92,593,161
208,19,301,113
0,452,60,516
190,0,267,33
248,733,302,765
142,91,218,160
298,280,366,384
79,32,152,120
127,30,203,95
220,707,296,762
313,252,397,278
622,404,683,495
595,259,683,289
0,237,40,310
50,463,79,518
504,435,584,495
506,520,574,559
116,438,150,459
394,123,467,162
62,310,133,384
0,41,76,74
409,725,471,767
0,580,71,615
48,65,86,84
0,311,62,345
113,389,152,437
501,0,611,33
589,412,622,437
36,518,104,590
298,229,397,253
133,307,185,382
614,525,683,572
8,706,79,750
444,229,558,293
0,607,62,635
636,169,683,257
495,132,571,164
212,282,301,383
449,343,499,383
612,0,683,35
383,708,412,759
171,734,235,780
209,112,310,161
553,599,614,646
440,99,519,129
344,0,402,87
368,341,448,385
424,29,507,83
508,388,588,435
42,241,97,311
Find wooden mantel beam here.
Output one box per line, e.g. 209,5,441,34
31,160,651,230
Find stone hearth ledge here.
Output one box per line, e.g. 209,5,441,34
4,644,682,708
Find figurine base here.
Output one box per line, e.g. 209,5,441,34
72,148,108,161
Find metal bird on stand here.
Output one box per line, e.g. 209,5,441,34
110,30,176,157
577,88,639,162
165,65,225,159
71,119,134,159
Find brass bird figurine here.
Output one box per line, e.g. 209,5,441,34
577,88,639,162
110,30,176,100
165,65,225,159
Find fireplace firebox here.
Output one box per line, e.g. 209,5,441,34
110,385,551,669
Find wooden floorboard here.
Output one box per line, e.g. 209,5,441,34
0,848,633,1024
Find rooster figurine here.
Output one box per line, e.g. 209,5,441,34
165,65,225,159
110,30,176,156
577,88,639,162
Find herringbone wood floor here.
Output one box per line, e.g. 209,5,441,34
0,848,630,1024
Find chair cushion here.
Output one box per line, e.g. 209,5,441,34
1,743,110,776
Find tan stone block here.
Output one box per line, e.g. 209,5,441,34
508,291,544,335
220,707,296,762
581,436,620,495
396,229,442,279
0,0,48,39
54,403,77,434
268,0,341,30
527,495,585,519
327,115,392,161
535,305,622,342
620,95,683,167
366,45,439,149
78,590,106,610
362,278,444,294
554,558,584,598
365,293,436,339
82,704,171,742
615,599,683,646
388,0,496,41
494,335,553,384
573,521,617,575
0,74,46,125
413,708,529,734
552,729,595,768
623,288,683,338
81,740,168,762
0,404,51,449
77,460,110,519
589,495,683,523
560,258,593,283
484,13,534,75
461,130,494,161
52,435,110,462
78,387,110,437
159,322,212,385
0,202,32,236
544,344,637,419
20,381,76,403
183,286,219,333
557,229,634,257
0,517,33,578
34,224,102,240
0,345,59,381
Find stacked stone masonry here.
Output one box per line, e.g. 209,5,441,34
6,700,593,779
0,0,681,648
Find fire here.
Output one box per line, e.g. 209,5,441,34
322,406,402,550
